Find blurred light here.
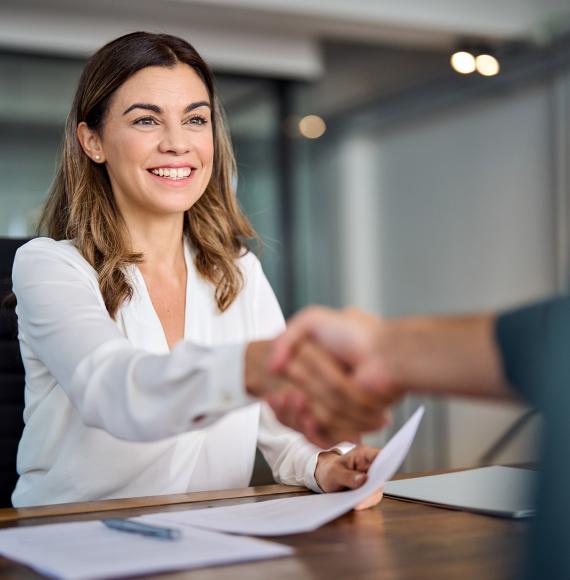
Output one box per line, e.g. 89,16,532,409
476,54,500,77
298,115,326,139
450,51,476,74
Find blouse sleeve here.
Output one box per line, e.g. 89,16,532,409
12,238,254,442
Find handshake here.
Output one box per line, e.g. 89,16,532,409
245,306,514,447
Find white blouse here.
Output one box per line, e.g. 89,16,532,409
11,237,323,507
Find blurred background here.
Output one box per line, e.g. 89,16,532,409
2,0,570,475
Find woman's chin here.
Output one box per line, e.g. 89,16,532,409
153,202,198,216
141,193,204,216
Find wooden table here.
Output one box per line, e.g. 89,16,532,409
0,474,529,580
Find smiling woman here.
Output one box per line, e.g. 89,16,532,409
78,66,215,220
44,33,247,317
10,32,383,508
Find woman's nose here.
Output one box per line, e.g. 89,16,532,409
158,124,191,155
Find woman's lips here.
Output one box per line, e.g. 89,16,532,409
146,168,195,187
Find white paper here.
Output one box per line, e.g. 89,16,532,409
0,520,293,580
141,406,425,536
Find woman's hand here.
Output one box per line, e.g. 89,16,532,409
314,446,384,510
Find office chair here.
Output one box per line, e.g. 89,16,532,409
0,238,30,507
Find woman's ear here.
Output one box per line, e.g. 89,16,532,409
77,122,105,163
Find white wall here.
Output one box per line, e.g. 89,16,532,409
327,76,565,469
374,85,556,316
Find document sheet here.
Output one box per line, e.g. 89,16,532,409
0,520,292,580
0,407,423,578
140,406,425,536
384,465,537,518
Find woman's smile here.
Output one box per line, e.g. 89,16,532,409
148,166,192,179
146,164,197,187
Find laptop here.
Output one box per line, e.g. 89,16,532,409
384,465,537,518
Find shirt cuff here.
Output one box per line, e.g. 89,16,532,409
329,441,356,455
304,449,323,493
207,342,257,410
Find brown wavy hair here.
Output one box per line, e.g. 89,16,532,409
39,31,257,317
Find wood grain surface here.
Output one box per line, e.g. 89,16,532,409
0,479,529,580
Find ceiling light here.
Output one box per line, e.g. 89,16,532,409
450,51,476,74
298,115,327,139
476,54,500,77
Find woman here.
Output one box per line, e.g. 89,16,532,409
11,32,382,507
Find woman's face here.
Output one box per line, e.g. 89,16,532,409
88,63,214,217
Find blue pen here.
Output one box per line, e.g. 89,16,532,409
102,518,182,540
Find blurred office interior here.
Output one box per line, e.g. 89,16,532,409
1,0,570,475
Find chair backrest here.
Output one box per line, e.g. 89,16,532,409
0,238,31,507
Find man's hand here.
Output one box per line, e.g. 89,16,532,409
268,307,404,438
271,306,382,378
245,337,384,447
271,306,403,396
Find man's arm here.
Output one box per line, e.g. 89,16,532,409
268,306,516,441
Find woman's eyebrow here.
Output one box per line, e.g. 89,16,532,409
184,101,211,113
122,101,211,115
122,103,161,115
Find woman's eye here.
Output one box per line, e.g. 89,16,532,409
133,117,158,126
185,115,208,126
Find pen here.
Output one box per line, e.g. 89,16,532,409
102,518,182,540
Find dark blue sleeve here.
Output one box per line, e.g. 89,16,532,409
495,295,570,411
498,297,570,579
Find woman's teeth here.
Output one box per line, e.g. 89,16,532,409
150,167,192,180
